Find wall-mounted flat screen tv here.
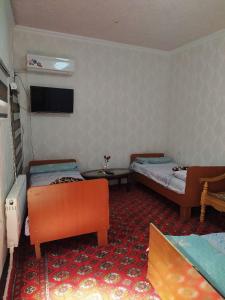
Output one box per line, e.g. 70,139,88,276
30,86,74,113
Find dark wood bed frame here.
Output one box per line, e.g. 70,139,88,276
131,153,225,221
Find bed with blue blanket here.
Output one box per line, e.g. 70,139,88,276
167,232,225,297
131,153,225,221
27,159,109,259
147,224,224,299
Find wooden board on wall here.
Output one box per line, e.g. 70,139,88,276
0,57,10,118
10,91,23,174
0,79,8,118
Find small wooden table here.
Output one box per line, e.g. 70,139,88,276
82,168,132,191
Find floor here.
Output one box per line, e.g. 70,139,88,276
7,184,225,299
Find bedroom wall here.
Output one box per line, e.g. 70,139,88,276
0,0,15,276
13,27,171,170
167,31,225,165
13,26,225,170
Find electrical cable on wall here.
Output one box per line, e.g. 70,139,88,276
3,247,14,300
14,72,29,110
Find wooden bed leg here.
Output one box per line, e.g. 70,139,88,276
200,182,207,223
34,243,41,259
200,204,206,223
97,230,108,246
180,207,191,222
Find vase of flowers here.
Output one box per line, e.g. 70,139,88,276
103,155,111,170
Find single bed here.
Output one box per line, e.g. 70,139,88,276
130,153,225,221
27,159,109,259
131,160,186,194
147,224,224,299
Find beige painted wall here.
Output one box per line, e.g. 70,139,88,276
0,0,15,276
168,32,225,165
13,28,171,170
14,26,225,171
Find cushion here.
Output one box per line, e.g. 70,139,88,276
172,166,188,171
135,156,174,164
173,170,187,181
30,162,79,174
50,177,83,185
209,192,225,201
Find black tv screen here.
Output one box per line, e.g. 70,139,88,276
30,86,74,113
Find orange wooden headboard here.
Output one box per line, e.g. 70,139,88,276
29,159,76,167
130,153,164,163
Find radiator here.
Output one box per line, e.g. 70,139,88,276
5,175,27,248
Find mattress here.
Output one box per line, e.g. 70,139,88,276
131,162,186,194
30,170,84,187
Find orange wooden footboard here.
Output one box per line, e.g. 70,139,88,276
28,178,109,258
147,224,222,300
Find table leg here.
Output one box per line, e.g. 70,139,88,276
35,243,41,259
118,178,121,188
126,175,131,192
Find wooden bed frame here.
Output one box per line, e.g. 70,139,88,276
131,153,225,221
27,159,109,259
147,224,222,299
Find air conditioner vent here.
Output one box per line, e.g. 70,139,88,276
27,54,74,75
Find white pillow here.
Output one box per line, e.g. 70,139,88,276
173,170,187,181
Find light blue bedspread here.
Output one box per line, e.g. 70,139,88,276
166,233,225,297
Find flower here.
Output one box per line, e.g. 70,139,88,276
103,155,111,169
104,155,111,162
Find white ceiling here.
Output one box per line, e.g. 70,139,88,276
11,0,225,51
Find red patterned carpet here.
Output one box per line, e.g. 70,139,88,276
8,184,225,300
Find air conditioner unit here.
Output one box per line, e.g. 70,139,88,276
26,54,74,75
